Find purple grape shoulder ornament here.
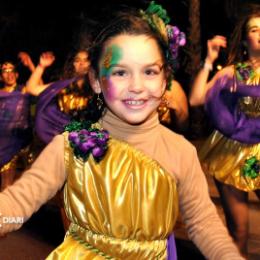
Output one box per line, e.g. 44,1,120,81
65,121,109,162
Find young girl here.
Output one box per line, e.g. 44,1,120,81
28,49,92,145
0,52,54,190
189,4,260,257
0,2,243,259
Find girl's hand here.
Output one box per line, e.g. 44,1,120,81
38,52,55,68
206,35,227,64
18,52,35,71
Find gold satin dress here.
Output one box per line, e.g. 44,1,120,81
47,134,178,259
199,67,260,192
58,90,89,114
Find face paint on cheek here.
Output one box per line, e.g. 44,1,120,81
100,44,123,78
102,77,117,101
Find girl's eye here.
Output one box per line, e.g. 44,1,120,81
112,70,127,77
144,68,160,76
249,28,259,33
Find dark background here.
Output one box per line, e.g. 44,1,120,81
0,0,257,82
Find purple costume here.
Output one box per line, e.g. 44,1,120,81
167,233,177,259
199,66,260,191
0,86,32,168
205,76,260,144
35,78,76,144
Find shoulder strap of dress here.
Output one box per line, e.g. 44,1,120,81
62,132,71,174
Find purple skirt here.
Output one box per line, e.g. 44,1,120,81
167,233,177,260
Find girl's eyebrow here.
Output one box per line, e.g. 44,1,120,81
247,25,259,31
110,61,164,68
144,61,164,67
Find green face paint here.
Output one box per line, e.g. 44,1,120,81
100,44,122,78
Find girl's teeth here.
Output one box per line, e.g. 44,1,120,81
126,100,144,105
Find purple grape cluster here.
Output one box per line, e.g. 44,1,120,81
166,25,186,59
68,128,109,161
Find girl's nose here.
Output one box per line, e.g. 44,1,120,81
128,74,144,93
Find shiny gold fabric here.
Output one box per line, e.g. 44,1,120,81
58,92,88,114
199,131,260,191
246,71,260,86
238,71,260,117
0,155,18,173
0,146,31,173
47,134,178,259
238,96,260,118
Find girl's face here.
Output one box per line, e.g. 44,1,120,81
73,51,90,76
246,17,260,55
93,34,166,125
1,63,18,87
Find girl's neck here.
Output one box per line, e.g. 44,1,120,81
76,78,84,89
2,84,17,92
248,57,260,73
101,109,160,139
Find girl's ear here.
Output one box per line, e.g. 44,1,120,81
88,68,102,94
242,40,248,49
162,78,167,94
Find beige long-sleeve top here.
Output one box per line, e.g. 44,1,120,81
0,110,243,259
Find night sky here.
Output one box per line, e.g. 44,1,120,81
0,2,82,66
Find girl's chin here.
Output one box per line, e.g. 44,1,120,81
120,112,154,125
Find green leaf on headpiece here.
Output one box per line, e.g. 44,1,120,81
140,1,169,42
146,1,170,24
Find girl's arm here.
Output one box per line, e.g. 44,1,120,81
24,52,55,96
0,135,66,234
189,35,227,106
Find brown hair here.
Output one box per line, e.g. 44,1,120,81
227,4,260,65
89,9,172,82
79,6,173,122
